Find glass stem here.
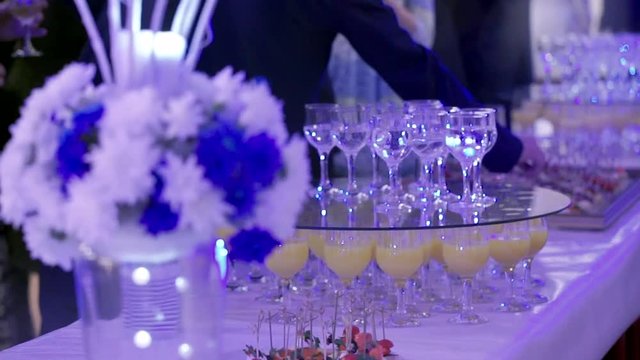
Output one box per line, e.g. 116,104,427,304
280,279,291,310
461,164,473,203
437,156,447,190
371,150,380,186
389,165,401,199
505,267,516,299
347,154,357,195
523,257,533,292
343,283,353,348
462,278,473,313
396,282,407,315
407,279,416,306
472,159,483,198
446,270,454,299
421,264,431,292
319,152,331,189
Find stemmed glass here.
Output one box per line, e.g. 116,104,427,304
333,105,370,203
490,222,532,313
469,108,497,207
430,229,462,313
9,0,45,57
358,103,386,197
265,236,310,323
323,231,373,348
522,218,549,303
444,109,492,210
442,227,490,324
304,104,340,199
407,101,447,208
375,230,424,327
372,105,413,211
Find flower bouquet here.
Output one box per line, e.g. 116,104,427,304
0,0,309,358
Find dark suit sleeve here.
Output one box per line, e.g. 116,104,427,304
321,0,522,172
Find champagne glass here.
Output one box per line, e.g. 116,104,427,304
323,231,373,347
469,108,497,207
442,227,490,324
265,236,310,323
372,105,413,211
333,105,370,203
375,230,424,327
444,109,492,210
407,101,447,208
522,218,549,304
9,0,45,57
490,222,532,313
430,229,462,313
304,104,340,199
359,103,386,196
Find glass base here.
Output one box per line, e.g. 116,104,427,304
308,185,341,200
448,311,488,325
226,279,249,293
406,304,430,319
12,45,42,58
523,291,549,305
431,298,462,314
447,199,484,212
386,313,421,328
337,190,369,204
495,297,531,313
418,288,441,303
472,193,497,207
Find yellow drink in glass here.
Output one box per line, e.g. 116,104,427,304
442,243,490,277
324,244,372,282
431,237,444,264
489,238,530,267
266,242,309,279
528,230,548,257
376,246,423,280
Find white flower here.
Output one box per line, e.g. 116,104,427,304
238,81,288,145
160,154,230,237
100,87,162,138
88,133,160,205
162,92,205,139
43,63,96,111
210,66,246,106
65,179,118,248
253,136,310,239
23,221,78,271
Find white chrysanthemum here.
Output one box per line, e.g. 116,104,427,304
160,154,230,237
162,92,205,139
100,87,162,138
238,81,288,145
43,63,96,111
65,178,119,248
23,221,78,271
88,133,160,205
211,66,246,105
253,136,310,239
21,167,65,227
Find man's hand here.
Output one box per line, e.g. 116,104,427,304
516,136,546,176
0,1,47,42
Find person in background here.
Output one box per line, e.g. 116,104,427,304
329,0,436,105
0,0,47,349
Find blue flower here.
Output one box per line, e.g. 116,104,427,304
56,131,90,192
228,228,280,263
224,182,256,218
196,123,244,188
139,174,179,235
241,133,282,187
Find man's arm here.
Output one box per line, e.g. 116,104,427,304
320,0,524,172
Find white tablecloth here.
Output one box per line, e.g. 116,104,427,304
3,204,640,360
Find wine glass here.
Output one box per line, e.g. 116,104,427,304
490,222,532,313
323,231,373,347
444,108,492,210
434,108,460,203
9,0,45,57
430,229,462,314
468,108,497,207
333,105,370,203
265,236,310,323
522,217,549,304
372,105,413,211
442,227,490,324
375,230,424,327
304,104,340,199
358,103,387,197
406,101,447,208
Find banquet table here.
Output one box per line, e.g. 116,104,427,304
3,203,640,360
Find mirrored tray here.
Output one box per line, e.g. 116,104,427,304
296,184,571,231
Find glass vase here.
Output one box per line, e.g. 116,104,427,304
73,241,224,360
